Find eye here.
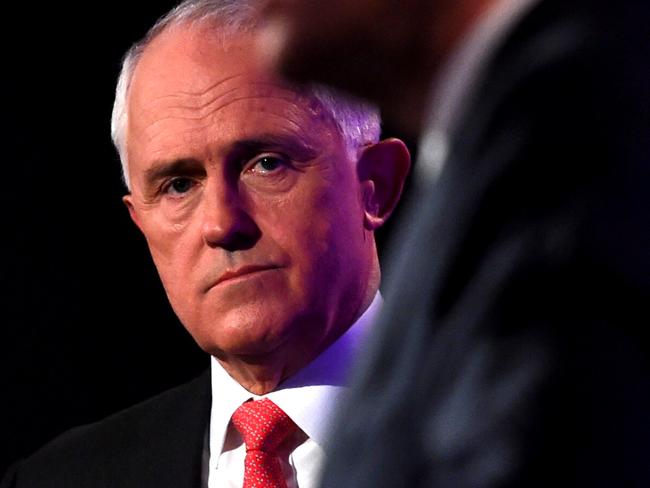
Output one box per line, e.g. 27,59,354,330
163,177,195,196
248,155,286,175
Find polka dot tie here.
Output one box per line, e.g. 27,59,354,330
231,398,298,488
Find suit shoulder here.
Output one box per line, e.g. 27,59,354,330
9,370,210,487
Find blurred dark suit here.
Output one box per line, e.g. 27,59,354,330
321,0,650,486
1,371,210,488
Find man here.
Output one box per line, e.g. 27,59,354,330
1,1,410,486
262,0,650,486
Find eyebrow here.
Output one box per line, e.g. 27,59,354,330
142,133,320,186
144,158,204,187
231,134,319,162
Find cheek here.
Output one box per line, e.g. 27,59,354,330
261,182,337,239
140,213,194,276
269,184,363,273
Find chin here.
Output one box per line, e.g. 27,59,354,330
189,312,293,359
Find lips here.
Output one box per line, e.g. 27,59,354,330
212,264,280,288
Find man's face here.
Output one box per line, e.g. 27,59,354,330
123,25,377,370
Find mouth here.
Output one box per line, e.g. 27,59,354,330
212,264,281,288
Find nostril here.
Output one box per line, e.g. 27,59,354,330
202,210,261,251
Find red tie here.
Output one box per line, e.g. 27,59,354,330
231,398,298,488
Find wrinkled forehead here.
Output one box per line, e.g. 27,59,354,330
128,23,333,130
124,22,349,174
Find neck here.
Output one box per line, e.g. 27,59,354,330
216,282,380,395
217,356,290,395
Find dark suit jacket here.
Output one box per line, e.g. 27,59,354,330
1,370,211,488
321,0,650,487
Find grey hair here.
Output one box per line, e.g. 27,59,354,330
110,0,381,190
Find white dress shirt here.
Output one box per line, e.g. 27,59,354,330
205,292,382,488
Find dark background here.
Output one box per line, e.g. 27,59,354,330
0,2,416,474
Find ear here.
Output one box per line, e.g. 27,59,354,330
122,194,144,233
357,138,411,230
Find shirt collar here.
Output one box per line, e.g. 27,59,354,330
209,291,382,455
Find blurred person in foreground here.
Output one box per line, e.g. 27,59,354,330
0,1,410,486
261,0,650,486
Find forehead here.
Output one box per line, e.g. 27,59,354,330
131,24,265,100
126,24,338,164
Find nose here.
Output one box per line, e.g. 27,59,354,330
201,180,260,252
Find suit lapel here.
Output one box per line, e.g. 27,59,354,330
123,369,211,488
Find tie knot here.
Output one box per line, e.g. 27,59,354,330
232,398,297,453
